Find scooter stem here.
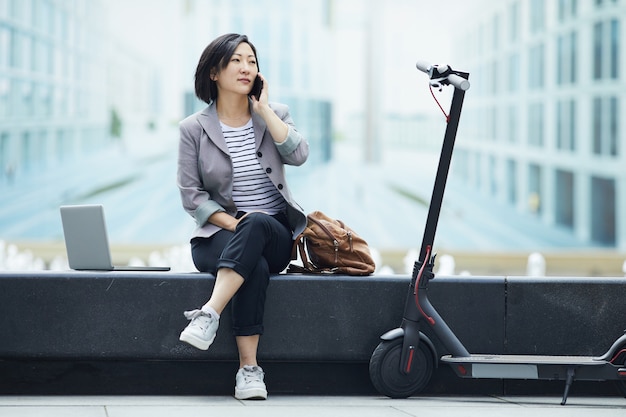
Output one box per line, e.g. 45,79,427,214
417,75,468,263
400,68,471,372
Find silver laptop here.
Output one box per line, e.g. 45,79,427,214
60,204,170,271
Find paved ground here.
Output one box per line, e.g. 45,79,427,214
0,395,624,417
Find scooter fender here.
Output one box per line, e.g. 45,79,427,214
380,328,438,367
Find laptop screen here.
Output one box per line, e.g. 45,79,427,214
60,204,115,270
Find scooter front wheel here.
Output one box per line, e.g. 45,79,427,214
369,337,434,398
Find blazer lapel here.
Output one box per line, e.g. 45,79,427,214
197,104,229,155
251,102,267,151
197,100,268,153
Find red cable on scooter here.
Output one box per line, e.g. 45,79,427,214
414,245,435,325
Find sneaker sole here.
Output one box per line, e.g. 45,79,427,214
235,387,267,400
179,331,215,350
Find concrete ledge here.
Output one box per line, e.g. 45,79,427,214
505,276,626,355
0,271,624,395
0,271,507,361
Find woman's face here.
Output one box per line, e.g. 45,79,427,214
213,42,259,97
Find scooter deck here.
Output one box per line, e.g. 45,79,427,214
440,354,620,381
441,354,602,366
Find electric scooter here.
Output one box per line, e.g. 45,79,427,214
368,62,626,405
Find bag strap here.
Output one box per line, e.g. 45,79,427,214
287,235,313,273
287,234,336,274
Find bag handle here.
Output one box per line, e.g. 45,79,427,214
287,234,336,274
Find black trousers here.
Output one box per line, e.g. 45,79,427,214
191,211,293,336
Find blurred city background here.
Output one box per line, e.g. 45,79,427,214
1,0,626,276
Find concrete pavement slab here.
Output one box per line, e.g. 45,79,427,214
0,396,624,417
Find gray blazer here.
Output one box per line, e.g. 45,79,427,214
177,100,309,241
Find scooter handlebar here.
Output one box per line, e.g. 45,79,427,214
415,60,430,73
415,61,470,91
447,74,470,91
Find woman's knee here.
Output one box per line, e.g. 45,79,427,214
190,232,232,273
238,212,272,232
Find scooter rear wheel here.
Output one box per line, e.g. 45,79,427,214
369,337,434,398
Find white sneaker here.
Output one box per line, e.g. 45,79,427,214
235,365,268,400
179,308,219,350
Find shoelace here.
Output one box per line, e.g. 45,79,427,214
240,366,264,384
183,309,212,330
183,309,205,320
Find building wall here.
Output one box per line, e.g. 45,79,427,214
452,0,626,249
0,0,161,184
0,0,105,181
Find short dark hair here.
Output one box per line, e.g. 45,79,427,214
195,33,259,104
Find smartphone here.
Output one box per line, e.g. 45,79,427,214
249,76,263,100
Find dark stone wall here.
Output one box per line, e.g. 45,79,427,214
0,271,624,396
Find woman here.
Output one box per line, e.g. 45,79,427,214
176,33,309,400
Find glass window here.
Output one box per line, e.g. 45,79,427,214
569,99,577,151
593,19,621,80
508,52,519,91
528,43,545,89
557,99,576,151
0,0,8,17
557,31,577,84
492,13,500,50
593,97,602,154
0,77,8,118
490,106,497,141
21,80,33,117
23,34,32,71
9,28,19,68
570,31,577,83
509,1,519,42
0,132,8,174
528,163,542,214
555,170,575,228
21,131,31,171
528,102,544,147
593,22,603,80
529,0,545,33
489,155,497,195
507,105,518,143
557,35,565,84
0,26,8,68
609,96,618,156
506,159,517,204
9,0,23,21
558,0,578,21
610,19,619,79
593,96,620,156
590,176,615,245
490,60,497,94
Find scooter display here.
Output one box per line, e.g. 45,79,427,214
368,62,626,405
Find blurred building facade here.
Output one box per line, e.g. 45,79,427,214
0,0,160,185
453,0,626,249
0,0,105,182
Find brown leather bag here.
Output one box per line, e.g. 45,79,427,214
288,211,376,275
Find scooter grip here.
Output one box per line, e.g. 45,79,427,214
415,61,431,73
448,74,470,91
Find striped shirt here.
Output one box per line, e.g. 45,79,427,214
221,119,287,215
